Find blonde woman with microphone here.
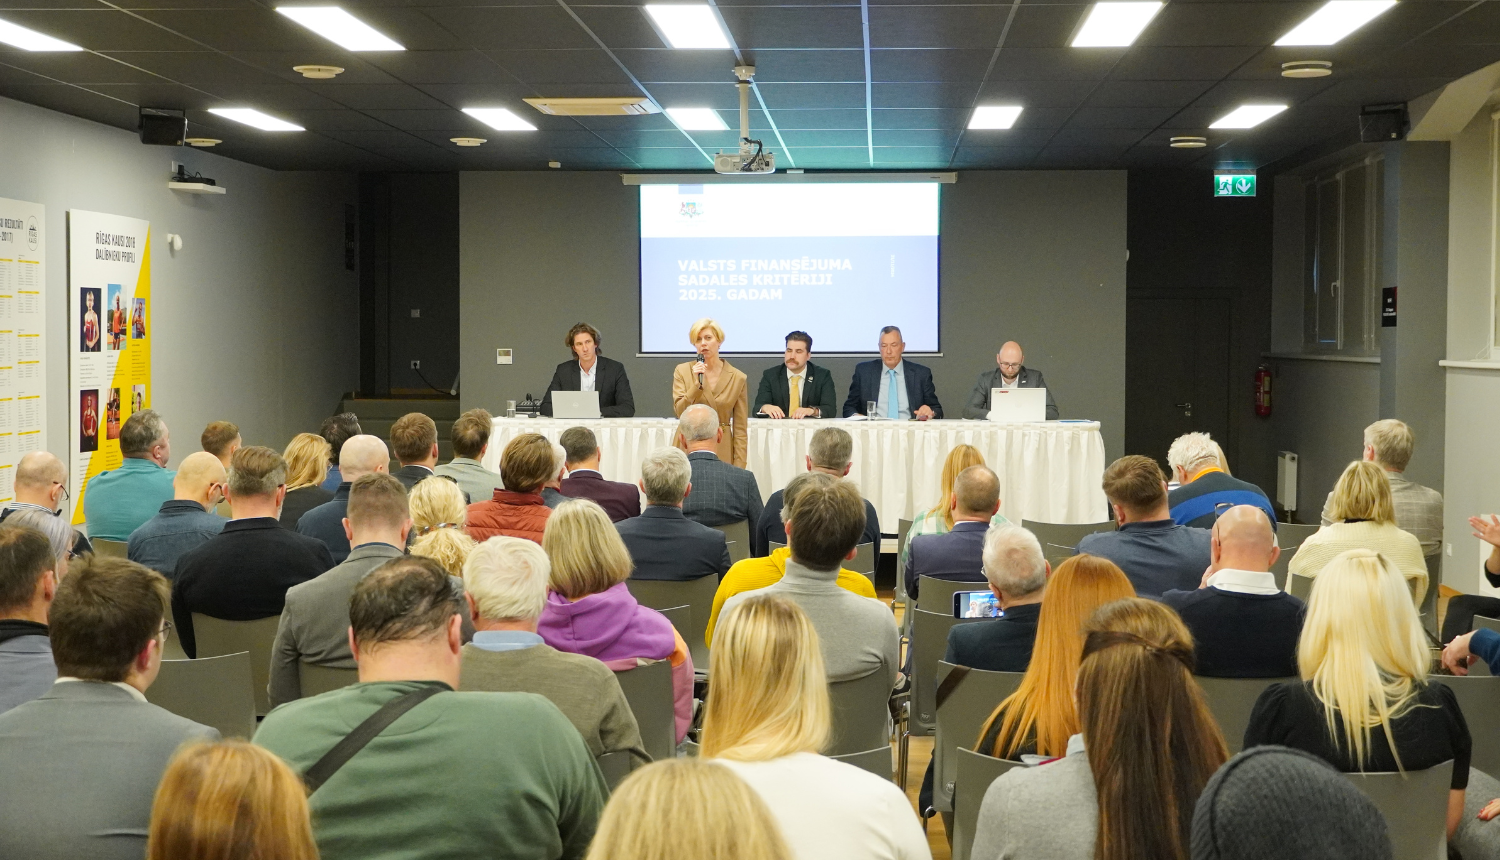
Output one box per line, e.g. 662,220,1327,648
672,318,749,467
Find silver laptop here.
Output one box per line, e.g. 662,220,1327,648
552,391,601,419
988,388,1047,423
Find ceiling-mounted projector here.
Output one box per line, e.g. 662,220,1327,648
715,65,776,176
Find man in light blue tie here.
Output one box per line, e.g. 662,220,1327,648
841,326,943,420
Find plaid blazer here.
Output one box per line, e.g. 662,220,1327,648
1321,470,1443,556
681,451,764,530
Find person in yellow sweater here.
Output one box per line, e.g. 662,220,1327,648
706,473,875,645
1289,459,1428,605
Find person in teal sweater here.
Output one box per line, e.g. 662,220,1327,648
254,557,606,860
82,409,175,540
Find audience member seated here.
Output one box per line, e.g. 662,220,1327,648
1320,418,1442,557
538,500,693,742
254,558,606,860
279,433,333,529
269,473,411,708
753,426,879,558
1191,746,1395,860
583,758,792,860
1446,578,1500,674
391,412,452,498
1162,505,1303,678
200,420,241,469
83,409,176,540
707,473,876,645
127,451,226,580
297,434,390,563
3,450,91,557
703,594,930,860
173,447,334,658
1078,455,1211,598
541,441,571,509
459,537,648,768
905,464,1001,599
616,447,731,582
899,444,1009,572
0,527,62,715
316,412,362,493
148,740,318,860
972,598,1228,860
559,426,640,522
435,408,505,504
0,556,218,860
945,524,1049,672
1443,514,1500,643
410,476,477,578
720,479,896,687
1288,460,1428,604
468,433,555,543
1166,432,1276,529
677,404,763,531
1246,549,1471,841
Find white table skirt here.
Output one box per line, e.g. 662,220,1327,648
484,418,1108,527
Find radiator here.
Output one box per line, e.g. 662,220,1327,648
1277,451,1299,513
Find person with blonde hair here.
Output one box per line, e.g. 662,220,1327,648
899,444,1009,573
1165,431,1275,529
280,432,333,529
672,318,749,467
1319,418,1442,557
704,593,930,860
1288,460,1428,604
409,477,477,578
147,740,317,860
585,758,791,860
538,499,694,742
1246,548,1471,839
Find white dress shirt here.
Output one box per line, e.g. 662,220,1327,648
579,360,597,393
55,676,147,702
1205,567,1280,595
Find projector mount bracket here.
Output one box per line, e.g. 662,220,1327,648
734,66,770,172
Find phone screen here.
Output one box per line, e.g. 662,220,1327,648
953,591,1002,619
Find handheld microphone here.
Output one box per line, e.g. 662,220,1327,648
696,352,706,389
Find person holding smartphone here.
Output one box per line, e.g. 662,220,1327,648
944,524,1049,672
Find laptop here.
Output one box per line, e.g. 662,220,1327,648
988,387,1047,423
552,391,601,419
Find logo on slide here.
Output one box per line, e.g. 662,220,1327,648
678,201,703,219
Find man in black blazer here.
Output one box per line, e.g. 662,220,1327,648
753,330,838,419
557,426,640,522
841,326,942,419
616,447,731,581
540,323,635,417
390,412,469,503
962,341,1059,420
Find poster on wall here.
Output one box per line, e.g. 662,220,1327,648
0,198,48,505
68,210,150,524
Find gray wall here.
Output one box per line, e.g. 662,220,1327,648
459,170,1128,458
0,95,359,465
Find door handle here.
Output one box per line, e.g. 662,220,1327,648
1175,402,1192,417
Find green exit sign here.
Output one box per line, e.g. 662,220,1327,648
1214,173,1257,197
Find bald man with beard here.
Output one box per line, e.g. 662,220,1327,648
1,451,92,559
962,341,1059,421
126,452,228,582
297,435,391,563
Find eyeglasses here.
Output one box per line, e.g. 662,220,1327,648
998,361,1022,370
158,620,173,641
50,481,69,503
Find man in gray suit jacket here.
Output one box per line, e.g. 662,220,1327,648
963,341,1059,420
0,556,217,860
677,406,764,532
434,408,505,504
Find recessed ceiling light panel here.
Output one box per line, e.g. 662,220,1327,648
0,18,83,51
1071,2,1164,48
1275,0,1396,46
644,5,731,50
208,108,305,132
276,7,404,51
665,107,728,130
1209,104,1288,129
462,108,537,131
968,106,1024,130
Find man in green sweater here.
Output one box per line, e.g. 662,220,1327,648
255,557,606,860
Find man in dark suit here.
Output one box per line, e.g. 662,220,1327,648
678,405,764,531
841,325,942,419
753,330,838,419
390,412,469,502
540,322,635,417
617,447,731,581
299,435,390,563
753,426,879,557
945,523,1049,672
962,341,1059,420
905,465,1001,599
558,426,640,522
173,446,335,657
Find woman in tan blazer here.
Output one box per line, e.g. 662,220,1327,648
672,318,749,467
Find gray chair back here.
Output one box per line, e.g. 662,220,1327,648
1275,522,1320,552
192,614,281,717
916,576,979,614
596,751,632,789
1288,573,1315,602
161,628,189,661
144,652,257,739
626,576,719,673
1431,675,1500,775
952,748,1025,860
911,608,981,733
830,747,892,781
1343,760,1453,860
895,518,915,604
300,662,358,699
711,521,751,564
655,605,689,644
1419,554,1440,638
614,660,675,762
91,538,128,558
933,662,1025,813
1472,616,1500,677
827,669,893,756
1019,519,1114,558
1270,551,1292,591
1195,676,1296,754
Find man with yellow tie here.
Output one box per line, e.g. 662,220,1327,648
752,331,839,420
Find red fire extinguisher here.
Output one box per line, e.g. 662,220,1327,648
1254,364,1273,417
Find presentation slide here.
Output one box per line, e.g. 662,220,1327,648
639,182,940,354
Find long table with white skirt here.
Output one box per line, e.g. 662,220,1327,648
483,417,1108,527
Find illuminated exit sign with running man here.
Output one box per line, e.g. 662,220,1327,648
1214,172,1257,197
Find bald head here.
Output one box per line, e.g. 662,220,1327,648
13,451,67,511
677,405,721,451
339,435,390,482
952,464,1002,521
998,342,1024,382
174,451,227,509
1210,505,1279,574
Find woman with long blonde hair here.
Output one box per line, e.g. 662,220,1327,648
409,477,477,577
976,554,1135,759
899,444,1009,571
704,593,930,860
1246,549,1471,837
280,432,333,529
1288,460,1428,603
147,740,318,860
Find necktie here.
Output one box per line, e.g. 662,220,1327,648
789,376,801,413
887,369,900,420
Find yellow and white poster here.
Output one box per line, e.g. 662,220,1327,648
68,210,151,524
0,198,48,504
